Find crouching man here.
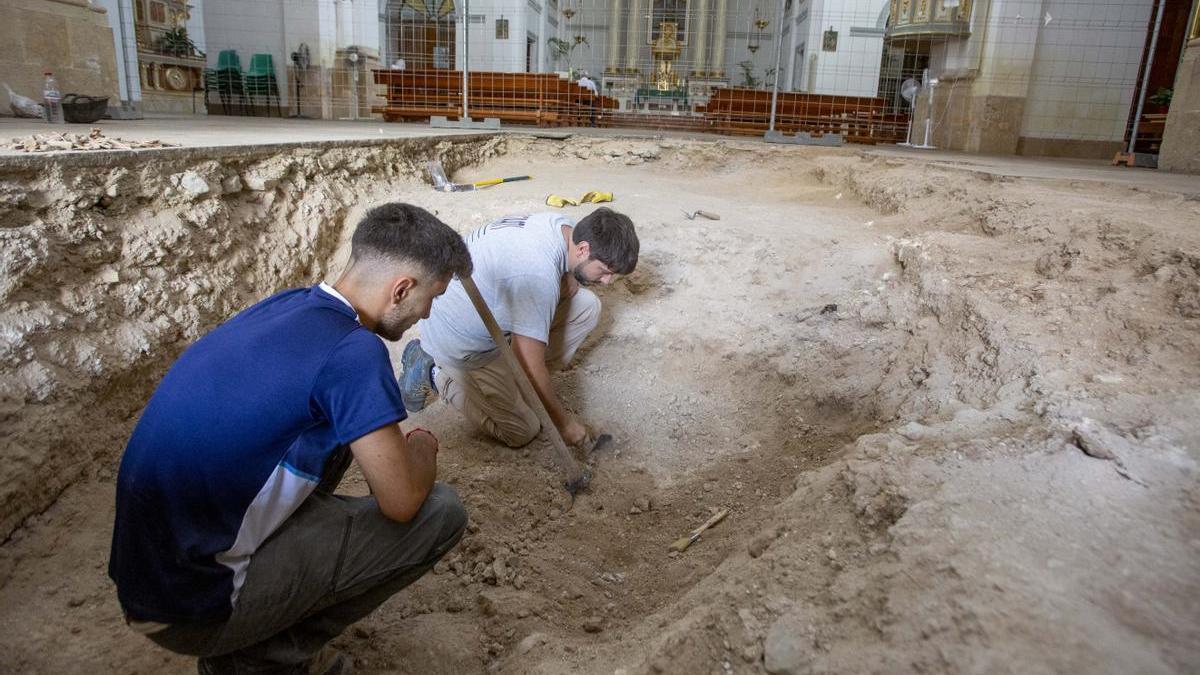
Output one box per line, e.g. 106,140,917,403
399,208,638,449
109,204,472,674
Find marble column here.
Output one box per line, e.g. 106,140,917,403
625,0,643,73
711,0,728,77
691,0,710,76
607,0,624,73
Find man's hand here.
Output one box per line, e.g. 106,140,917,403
512,334,591,448
562,417,591,447
350,424,438,522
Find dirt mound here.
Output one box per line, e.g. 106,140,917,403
0,136,1197,674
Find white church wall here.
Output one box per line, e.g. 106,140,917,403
794,0,886,97
930,0,1155,144
1019,0,1153,142
96,0,141,104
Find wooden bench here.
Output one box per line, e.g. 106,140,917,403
699,88,907,144
372,69,617,127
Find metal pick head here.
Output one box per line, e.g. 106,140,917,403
589,433,613,456
564,466,593,498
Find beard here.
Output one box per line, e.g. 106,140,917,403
377,306,417,341
572,262,596,287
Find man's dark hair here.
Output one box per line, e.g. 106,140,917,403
351,203,473,279
573,207,639,274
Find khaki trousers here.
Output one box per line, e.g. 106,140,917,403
434,287,601,447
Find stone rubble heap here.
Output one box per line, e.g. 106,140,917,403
4,128,172,152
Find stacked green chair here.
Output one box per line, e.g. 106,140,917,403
244,53,281,117
202,69,224,114
206,49,250,115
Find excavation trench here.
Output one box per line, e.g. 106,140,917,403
1,136,1197,674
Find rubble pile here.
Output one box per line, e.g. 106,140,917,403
4,127,172,152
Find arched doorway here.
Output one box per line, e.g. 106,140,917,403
383,0,456,70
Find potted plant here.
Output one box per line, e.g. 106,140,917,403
548,36,589,77
159,27,203,58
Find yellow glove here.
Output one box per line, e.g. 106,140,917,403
545,191,613,207
546,194,579,207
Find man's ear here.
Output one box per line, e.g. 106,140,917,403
576,239,591,260
391,275,417,305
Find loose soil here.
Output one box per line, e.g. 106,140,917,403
1,135,1197,674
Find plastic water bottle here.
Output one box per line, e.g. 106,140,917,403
43,71,64,124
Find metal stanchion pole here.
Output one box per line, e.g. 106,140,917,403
764,0,841,145
429,0,499,129
1125,0,1165,159
766,0,785,134
462,0,470,120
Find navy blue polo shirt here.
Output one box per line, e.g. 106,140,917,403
108,285,406,624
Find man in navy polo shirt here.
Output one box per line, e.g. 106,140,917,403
109,203,472,675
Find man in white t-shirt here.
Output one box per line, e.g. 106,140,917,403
400,208,639,449
577,72,598,95
576,72,599,126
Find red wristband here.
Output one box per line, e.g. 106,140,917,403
406,427,438,444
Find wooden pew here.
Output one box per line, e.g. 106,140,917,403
700,88,907,144
372,69,618,127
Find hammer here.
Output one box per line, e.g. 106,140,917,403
458,275,594,496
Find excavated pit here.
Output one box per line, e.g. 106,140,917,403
1,135,1198,674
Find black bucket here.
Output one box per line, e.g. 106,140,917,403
61,94,110,124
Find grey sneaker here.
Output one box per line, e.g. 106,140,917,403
400,339,437,412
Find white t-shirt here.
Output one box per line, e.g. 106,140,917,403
419,213,572,370
578,77,598,95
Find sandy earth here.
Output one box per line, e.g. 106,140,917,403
1,135,1198,674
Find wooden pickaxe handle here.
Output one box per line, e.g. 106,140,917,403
690,508,730,538
457,274,590,493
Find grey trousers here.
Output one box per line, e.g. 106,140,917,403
147,447,467,674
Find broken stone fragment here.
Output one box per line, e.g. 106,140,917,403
475,591,498,617
582,616,604,633
242,172,279,192
763,611,815,675
898,421,928,441
517,632,546,654
1071,421,1117,461
176,171,210,199
220,175,243,194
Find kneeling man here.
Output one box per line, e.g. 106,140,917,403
109,203,472,674
399,207,639,449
